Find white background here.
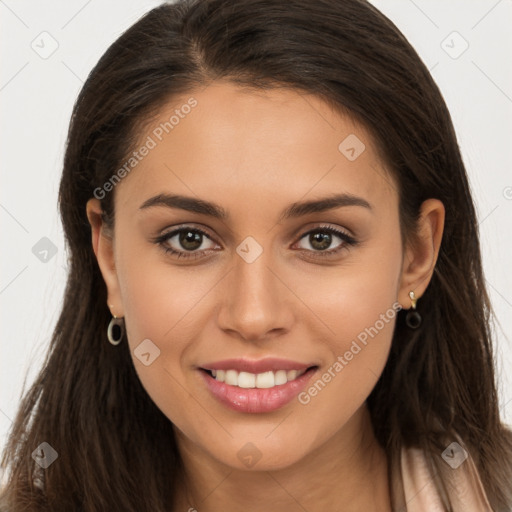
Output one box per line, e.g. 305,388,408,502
1,0,511,455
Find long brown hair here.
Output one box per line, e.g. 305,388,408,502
2,0,511,510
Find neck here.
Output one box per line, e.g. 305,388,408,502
172,405,392,512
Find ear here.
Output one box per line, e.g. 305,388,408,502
398,198,445,308
86,198,124,317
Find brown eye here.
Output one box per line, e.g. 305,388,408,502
296,226,356,254
154,226,220,259
178,230,204,251
308,231,334,251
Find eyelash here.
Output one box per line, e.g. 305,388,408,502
152,224,358,261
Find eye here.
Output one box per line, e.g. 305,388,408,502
152,226,220,259
294,225,357,257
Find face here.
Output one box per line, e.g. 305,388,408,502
90,81,427,471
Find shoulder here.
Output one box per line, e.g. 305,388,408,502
397,444,493,511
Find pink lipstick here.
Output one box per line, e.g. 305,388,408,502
199,358,318,413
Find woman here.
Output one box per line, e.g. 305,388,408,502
1,0,511,510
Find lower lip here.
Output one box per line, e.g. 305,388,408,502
199,368,317,413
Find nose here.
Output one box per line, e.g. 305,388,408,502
216,246,294,343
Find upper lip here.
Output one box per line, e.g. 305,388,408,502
200,358,316,374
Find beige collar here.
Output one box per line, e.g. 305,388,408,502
390,445,493,511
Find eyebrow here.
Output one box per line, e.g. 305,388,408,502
139,192,372,220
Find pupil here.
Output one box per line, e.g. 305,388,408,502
180,231,202,250
310,232,331,250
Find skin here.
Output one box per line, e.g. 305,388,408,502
87,80,444,511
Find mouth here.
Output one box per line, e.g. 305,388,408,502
198,359,319,413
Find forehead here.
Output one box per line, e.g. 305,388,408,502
115,81,397,216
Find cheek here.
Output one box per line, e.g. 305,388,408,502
295,235,402,349
114,248,205,410
114,245,244,434
116,243,218,350
291,237,402,419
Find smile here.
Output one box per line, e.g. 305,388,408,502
198,358,318,413
208,368,308,388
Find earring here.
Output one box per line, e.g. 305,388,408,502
405,291,422,329
107,305,125,345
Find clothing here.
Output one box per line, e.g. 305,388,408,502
392,445,493,511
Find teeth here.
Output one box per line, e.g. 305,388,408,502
287,370,298,381
256,371,274,388
238,371,256,388
274,370,287,385
225,370,238,386
208,368,307,388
